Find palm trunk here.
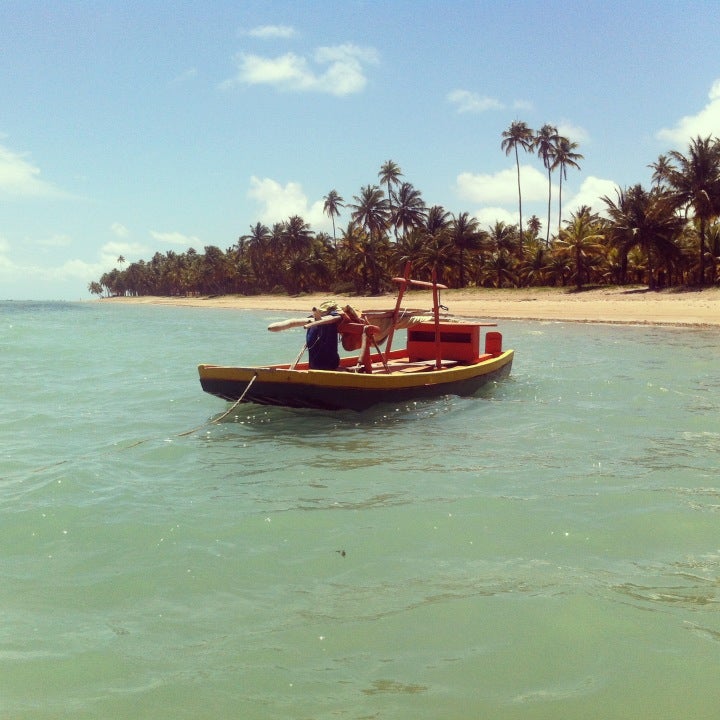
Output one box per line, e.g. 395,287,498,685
515,147,523,241
558,171,563,235
699,218,706,287
545,167,552,246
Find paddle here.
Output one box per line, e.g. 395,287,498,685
267,318,308,332
268,314,341,332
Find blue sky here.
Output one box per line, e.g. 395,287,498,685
1,0,719,299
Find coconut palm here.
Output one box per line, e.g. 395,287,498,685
337,221,369,293
518,239,550,287
480,250,516,288
487,220,521,258
417,233,455,286
349,185,390,293
379,159,402,202
535,124,560,246
665,135,720,285
449,212,486,287
526,214,542,240
602,185,685,288
323,189,344,247
391,228,428,273
649,154,672,187
390,182,427,240
350,185,389,240
553,206,604,290
552,136,583,233
424,205,452,237
283,215,314,254
501,121,535,241
241,222,272,289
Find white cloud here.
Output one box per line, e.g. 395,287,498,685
656,78,720,146
111,222,129,238
53,258,106,281
447,89,503,114
248,176,309,224
247,176,332,232
149,231,201,247
473,206,518,229
556,120,590,144
0,143,68,199
0,236,150,298
220,44,379,96
563,176,620,217
101,240,149,262
456,165,549,205
246,25,296,39
0,252,103,285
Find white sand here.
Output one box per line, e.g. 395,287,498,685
101,286,720,327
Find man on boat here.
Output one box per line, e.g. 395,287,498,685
306,301,341,370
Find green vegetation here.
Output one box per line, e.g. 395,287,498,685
89,130,720,298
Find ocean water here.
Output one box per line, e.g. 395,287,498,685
2,300,720,719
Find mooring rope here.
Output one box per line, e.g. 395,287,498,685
176,373,258,437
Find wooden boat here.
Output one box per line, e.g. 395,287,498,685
198,267,514,412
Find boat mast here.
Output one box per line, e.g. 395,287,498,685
431,268,442,369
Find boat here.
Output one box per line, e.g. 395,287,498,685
198,266,514,412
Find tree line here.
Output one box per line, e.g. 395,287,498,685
89,127,720,298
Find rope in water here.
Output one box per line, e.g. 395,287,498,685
176,373,258,437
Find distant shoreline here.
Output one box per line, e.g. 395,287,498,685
99,286,720,327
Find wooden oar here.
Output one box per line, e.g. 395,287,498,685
268,318,308,332
303,314,342,329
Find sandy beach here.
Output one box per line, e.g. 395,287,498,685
101,286,720,327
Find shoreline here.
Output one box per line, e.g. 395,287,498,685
99,286,720,328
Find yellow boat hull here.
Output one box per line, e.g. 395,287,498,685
198,349,514,411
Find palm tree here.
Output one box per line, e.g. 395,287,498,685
487,220,521,258
535,124,560,246
390,182,427,240
649,154,672,187
665,135,720,285
501,121,535,241
391,228,428,274
323,189,344,247
283,215,314,265
378,160,403,229
480,250,516,288
519,239,550,287
337,221,368,293
349,185,390,293
424,205,452,237
526,214,542,240
448,212,485,287
554,206,604,290
418,232,455,286
552,136,583,234
241,222,272,290
602,184,685,288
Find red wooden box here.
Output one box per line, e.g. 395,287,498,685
406,322,482,362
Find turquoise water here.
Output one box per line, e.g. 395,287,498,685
2,301,720,719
